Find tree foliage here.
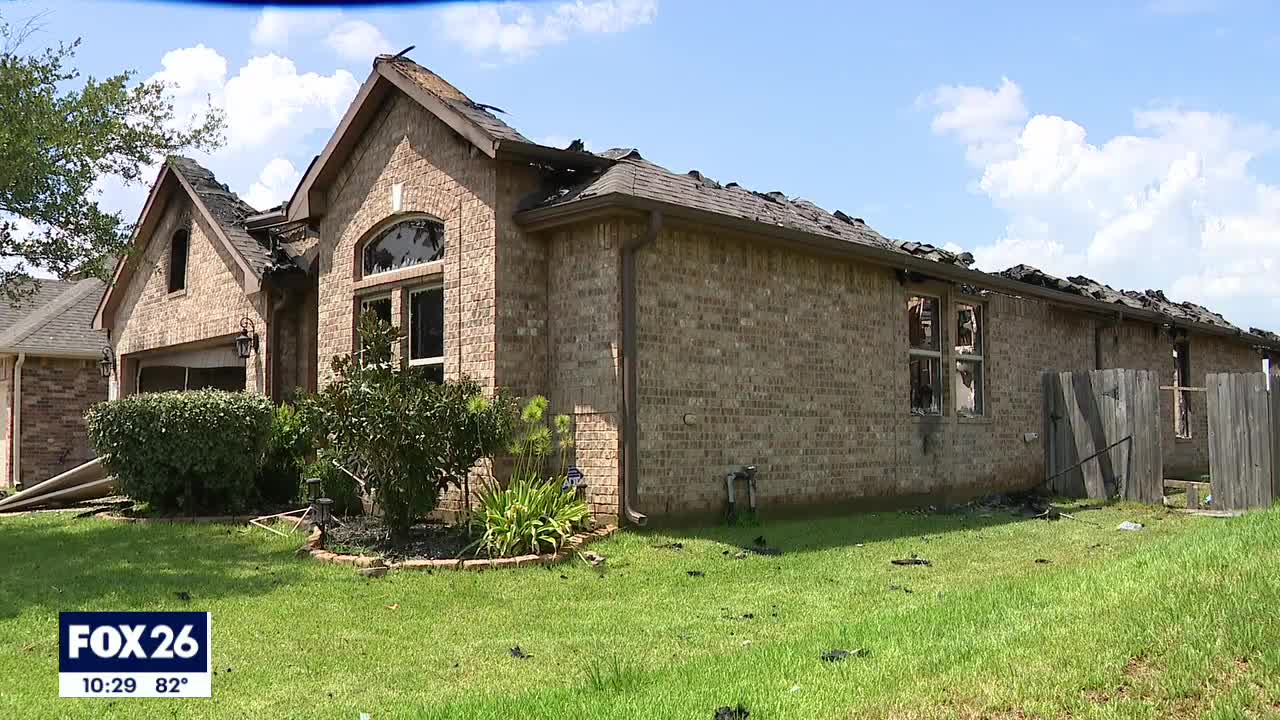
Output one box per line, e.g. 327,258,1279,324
0,13,223,300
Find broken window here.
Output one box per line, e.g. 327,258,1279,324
362,218,445,277
955,302,984,417
908,295,942,415
1173,339,1192,438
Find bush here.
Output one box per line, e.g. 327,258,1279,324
86,390,273,514
471,476,590,557
256,403,311,505
470,395,589,557
301,452,362,516
303,315,516,542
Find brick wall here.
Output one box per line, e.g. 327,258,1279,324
545,220,629,518
17,357,108,487
618,219,1263,520
108,194,267,395
316,91,497,390
315,90,497,516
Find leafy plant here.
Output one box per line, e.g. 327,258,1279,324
86,390,272,514
302,314,515,543
255,403,311,505
301,452,363,517
470,476,590,557
470,396,588,557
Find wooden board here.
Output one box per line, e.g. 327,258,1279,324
1206,372,1276,511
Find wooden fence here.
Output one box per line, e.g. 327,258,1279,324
1205,372,1278,511
1042,369,1163,503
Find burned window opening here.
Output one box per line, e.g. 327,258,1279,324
955,303,984,417
1173,339,1192,438
908,295,942,415
168,229,189,293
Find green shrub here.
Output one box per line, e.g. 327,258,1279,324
470,395,589,557
471,476,590,557
301,452,363,516
86,390,273,514
303,315,516,542
256,403,311,505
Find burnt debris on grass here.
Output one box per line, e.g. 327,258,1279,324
174,590,192,602
890,553,931,566
654,542,684,551
821,648,871,663
687,570,705,577
509,646,531,660
714,703,750,720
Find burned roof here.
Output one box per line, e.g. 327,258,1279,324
530,149,975,267
1000,264,1239,331
167,156,296,276
379,57,529,145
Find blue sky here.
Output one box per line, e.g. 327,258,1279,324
12,0,1280,328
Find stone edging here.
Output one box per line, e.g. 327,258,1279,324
303,525,619,573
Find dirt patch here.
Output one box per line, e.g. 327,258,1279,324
326,516,474,561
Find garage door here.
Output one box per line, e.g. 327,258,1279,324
136,346,246,393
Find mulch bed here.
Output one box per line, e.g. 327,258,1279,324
325,516,477,562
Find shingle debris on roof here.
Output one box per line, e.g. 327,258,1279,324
1000,264,1239,330
381,57,530,145
530,148,973,267
167,157,297,275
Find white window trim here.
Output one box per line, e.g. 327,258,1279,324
407,283,444,369
954,301,985,418
908,293,944,416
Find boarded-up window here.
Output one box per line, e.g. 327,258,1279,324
908,295,942,415
955,302,984,416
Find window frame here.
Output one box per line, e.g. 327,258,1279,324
954,300,986,418
167,228,190,295
359,216,446,280
907,293,944,416
355,292,393,367
1173,338,1192,439
407,283,445,370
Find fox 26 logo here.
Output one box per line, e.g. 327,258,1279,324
59,612,211,698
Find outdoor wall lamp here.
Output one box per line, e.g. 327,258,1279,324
235,317,259,360
98,346,116,379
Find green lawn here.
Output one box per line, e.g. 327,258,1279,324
2,502,1279,719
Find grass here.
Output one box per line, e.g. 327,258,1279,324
2,501,1279,718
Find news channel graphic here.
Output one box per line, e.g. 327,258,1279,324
59,611,211,698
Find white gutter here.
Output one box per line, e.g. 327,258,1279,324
12,352,24,489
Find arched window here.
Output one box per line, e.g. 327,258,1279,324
168,229,189,293
361,218,445,277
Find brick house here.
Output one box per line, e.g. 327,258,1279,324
95,54,1279,522
1,278,109,489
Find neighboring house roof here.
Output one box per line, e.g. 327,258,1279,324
0,278,106,358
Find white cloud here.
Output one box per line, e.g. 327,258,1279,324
251,7,341,47
929,77,1280,329
244,158,301,211
150,48,358,150
436,0,657,59
327,20,394,62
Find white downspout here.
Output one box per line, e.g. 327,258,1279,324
12,352,25,489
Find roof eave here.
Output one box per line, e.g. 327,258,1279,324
494,140,615,171
94,165,176,330
515,194,1280,350
166,162,261,294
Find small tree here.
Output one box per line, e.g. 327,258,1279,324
303,314,515,543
